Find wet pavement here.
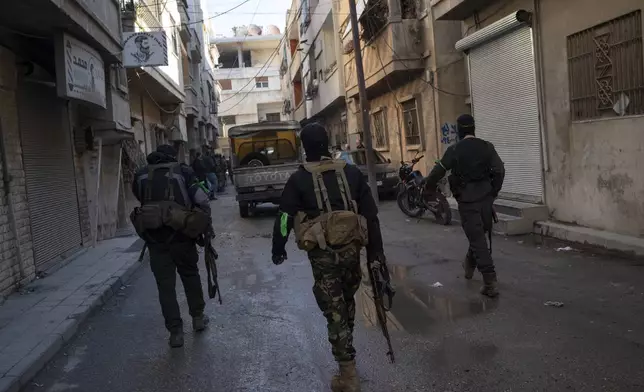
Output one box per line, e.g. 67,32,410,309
23,192,644,392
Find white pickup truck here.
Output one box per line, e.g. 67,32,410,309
229,121,302,217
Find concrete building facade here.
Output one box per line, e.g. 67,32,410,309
434,0,644,240
212,33,286,157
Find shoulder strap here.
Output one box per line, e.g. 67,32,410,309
304,160,357,213
146,163,179,202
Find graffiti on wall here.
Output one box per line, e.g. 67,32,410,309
441,123,458,145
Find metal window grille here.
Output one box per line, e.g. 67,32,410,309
567,10,644,120
371,109,388,148
255,76,269,88
266,113,281,121
402,99,421,146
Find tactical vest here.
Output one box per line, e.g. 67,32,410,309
130,163,211,241
293,159,368,252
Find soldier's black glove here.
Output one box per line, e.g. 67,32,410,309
272,251,287,265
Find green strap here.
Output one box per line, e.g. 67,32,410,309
335,171,349,211
311,172,324,212
280,212,289,237
315,172,332,213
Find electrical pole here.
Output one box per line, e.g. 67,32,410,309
348,0,379,203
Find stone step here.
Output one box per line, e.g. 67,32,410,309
492,198,549,220
447,198,535,235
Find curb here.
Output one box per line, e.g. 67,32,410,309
0,259,143,392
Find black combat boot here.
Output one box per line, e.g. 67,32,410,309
193,314,210,332
480,273,499,298
462,250,476,280
169,330,184,348
331,360,360,392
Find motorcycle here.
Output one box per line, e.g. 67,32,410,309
396,154,452,225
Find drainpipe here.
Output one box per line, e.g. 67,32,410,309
0,120,25,283
533,0,549,174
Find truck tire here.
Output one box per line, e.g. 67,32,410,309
239,202,250,218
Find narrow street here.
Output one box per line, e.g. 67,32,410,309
23,193,644,392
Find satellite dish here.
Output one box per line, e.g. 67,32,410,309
265,25,281,35
248,24,262,36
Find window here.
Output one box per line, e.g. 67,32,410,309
402,99,421,146
172,28,179,56
255,76,269,88
219,79,232,90
220,116,236,125
567,11,644,120
265,113,281,122
371,108,388,149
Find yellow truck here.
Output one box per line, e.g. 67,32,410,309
229,120,302,217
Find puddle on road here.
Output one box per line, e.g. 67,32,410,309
358,264,497,335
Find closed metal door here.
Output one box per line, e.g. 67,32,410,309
18,82,81,267
469,26,544,202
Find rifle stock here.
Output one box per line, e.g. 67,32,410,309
367,257,396,363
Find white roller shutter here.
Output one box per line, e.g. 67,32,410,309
468,25,543,202
18,82,82,268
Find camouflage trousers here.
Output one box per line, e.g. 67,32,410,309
309,246,362,362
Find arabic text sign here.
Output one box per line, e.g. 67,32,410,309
55,33,106,108
123,31,168,68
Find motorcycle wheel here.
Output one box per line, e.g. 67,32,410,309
397,187,423,218
432,193,452,225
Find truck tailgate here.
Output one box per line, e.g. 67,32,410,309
234,164,300,189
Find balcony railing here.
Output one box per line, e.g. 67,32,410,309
344,19,424,97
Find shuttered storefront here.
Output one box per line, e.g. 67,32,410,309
457,13,544,203
18,82,82,268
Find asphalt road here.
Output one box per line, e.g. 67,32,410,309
23,192,644,392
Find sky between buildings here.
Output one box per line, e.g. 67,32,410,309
205,0,292,37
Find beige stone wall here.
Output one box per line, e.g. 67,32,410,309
539,0,644,236
0,46,35,295
347,78,439,174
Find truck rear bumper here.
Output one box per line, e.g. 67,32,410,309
236,190,283,204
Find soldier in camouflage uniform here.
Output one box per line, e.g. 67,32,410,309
272,123,384,392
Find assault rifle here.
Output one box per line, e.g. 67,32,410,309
366,254,396,363
204,237,222,304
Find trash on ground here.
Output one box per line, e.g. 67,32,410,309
431,282,443,288
556,246,574,252
544,301,564,307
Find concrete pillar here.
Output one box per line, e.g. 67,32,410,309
237,44,243,68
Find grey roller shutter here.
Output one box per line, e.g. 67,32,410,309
468,26,544,202
18,82,82,268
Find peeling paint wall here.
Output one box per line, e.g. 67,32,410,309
539,0,644,237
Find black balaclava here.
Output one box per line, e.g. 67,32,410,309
456,114,476,140
300,122,330,162
156,144,178,160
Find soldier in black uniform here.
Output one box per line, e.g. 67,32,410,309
132,145,212,347
271,123,384,392
423,114,505,297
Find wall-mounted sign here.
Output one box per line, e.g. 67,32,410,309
55,33,107,108
122,31,168,68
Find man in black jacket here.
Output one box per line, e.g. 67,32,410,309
132,145,212,347
271,123,383,392
423,114,505,297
